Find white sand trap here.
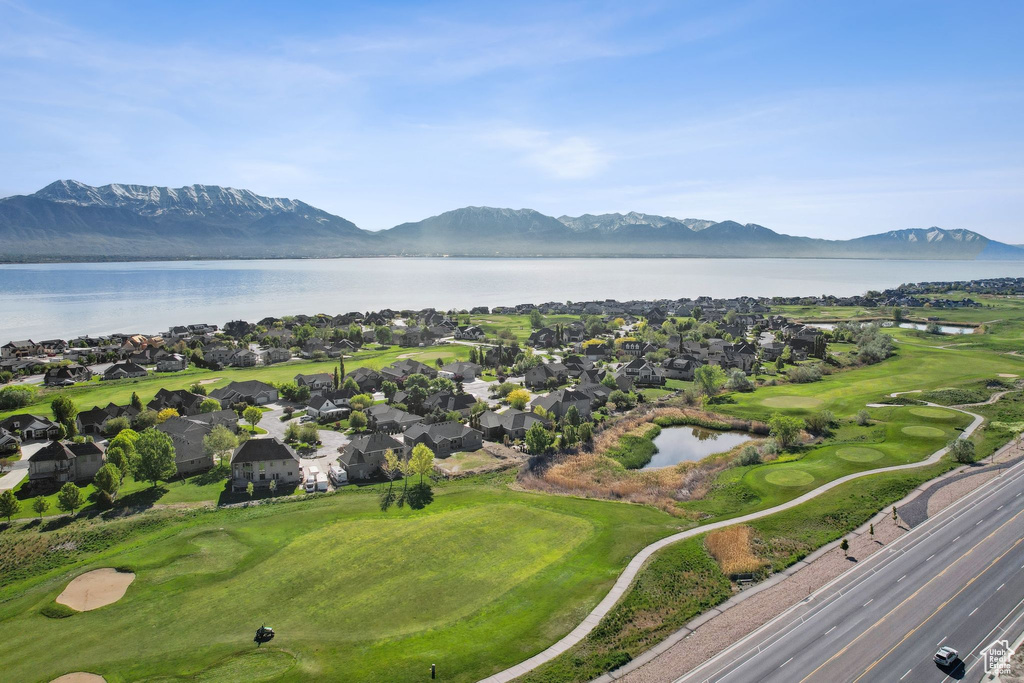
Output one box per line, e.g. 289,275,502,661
998,373,1018,378
56,569,135,611
50,674,105,683
198,377,221,385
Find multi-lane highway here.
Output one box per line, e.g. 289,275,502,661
678,458,1024,683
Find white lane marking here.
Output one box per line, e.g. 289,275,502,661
897,575,906,582
970,607,979,616
900,669,912,680
780,657,793,668
976,520,984,526
937,635,946,646
825,626,836,635
998,505,1004,510
927,554,935,561
998,583,1005,591
953,535,961,542
863,599,874,607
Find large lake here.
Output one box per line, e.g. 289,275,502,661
3,258,1024,341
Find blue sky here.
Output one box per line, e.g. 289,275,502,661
1,0,1022,239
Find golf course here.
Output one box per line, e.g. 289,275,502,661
2,297,1024,682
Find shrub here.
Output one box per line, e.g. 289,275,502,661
726,369,753,392
788,364,823,384
856,409,871,426
0,386,34,410
949,438,976,464
736,445,761,467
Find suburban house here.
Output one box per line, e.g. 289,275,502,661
562,356,595,378
229,349,260,367
620,358,665,386
339,432,404,480
0,414,61,441
1,340,42,358
210,380,279,406
380,359,437,385
147,388,207,416
156,353,188,372
230,437,301,491
403,421,483,458
0,428,19,453
438,361,482,382
478,409,546,442
156,416,219,475
575,381,613,407
365,404,424,433
454,326,485,341
203,346,235,366
346,367,382,392
532,388,592,420
524,362,569,389
43,363,92,387
76,403,139,436
423,391,478,417
527,327,558,348
662,357,698,381
306,396,349,420
27,440,106,487
295,373,333,396
260,347,292,364
103,361,148,380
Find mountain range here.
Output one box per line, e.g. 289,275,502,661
1,180,1021,261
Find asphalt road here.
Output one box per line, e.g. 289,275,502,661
678,458,1024,683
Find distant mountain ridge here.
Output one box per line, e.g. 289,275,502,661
0,180,1021,261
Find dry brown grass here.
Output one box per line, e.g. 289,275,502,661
705,525,765,576
519,405,763,516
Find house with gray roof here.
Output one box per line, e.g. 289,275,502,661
339,432,403,480
230,437,300,491
402,421,482,459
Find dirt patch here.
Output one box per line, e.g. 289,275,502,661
56,568,135,611
50,674,105,683
198,377,221,385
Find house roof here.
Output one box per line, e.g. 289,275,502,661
29,441,76,462
231,437,298,464
340,433,403,465
404,420,475,442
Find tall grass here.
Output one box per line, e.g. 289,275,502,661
705,525,765,576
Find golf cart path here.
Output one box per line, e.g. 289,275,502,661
479,399,986,683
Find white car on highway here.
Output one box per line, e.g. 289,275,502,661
934,646,958,667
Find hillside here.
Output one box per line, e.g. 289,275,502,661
1,181,1021,261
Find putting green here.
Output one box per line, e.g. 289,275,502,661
909,407,956,420
761,396,823,410
836,447,885,463
763,469,816,487
901,425,946,438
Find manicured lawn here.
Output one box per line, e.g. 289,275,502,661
0,480,682,683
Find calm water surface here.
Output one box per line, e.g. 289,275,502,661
2,258,1024,341
643,427,754,469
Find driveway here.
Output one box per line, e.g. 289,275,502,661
259,405,350,476
0,441,45,491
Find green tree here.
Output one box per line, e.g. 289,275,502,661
694,365,727,396
269,479,278,496
56,482,84,516
50,395,78,436
0,488,20,522
949,438,976,464
565,405,582,427
408,443,435,484
130,392,143,412
525,422,553,455
102,416,132,437
381,380,398,401
135,429,177,487
349,410,368,431
342,377,360,393
579,422,594,445
529,309,544,329
199,398,221,413
203,424,238,466
349,393,374,411
32,495,49,519
243,406,263,432
246,481,254,499
104,445,135,481
768,414,803,448
840,538,849,558
381,448,401,493
94,463,122,501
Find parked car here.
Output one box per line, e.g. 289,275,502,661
934,646,959,667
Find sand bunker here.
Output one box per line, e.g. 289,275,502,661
50,674,105,683
998,373,1019,378
56,568,135,612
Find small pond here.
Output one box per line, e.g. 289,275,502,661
807,322,974,335
642,427,754,469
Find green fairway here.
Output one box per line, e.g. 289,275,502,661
836,446,885,462
762,469,815,486
901,425,946,437
0,482,682,683
908,407,957,420
760,396,824,410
